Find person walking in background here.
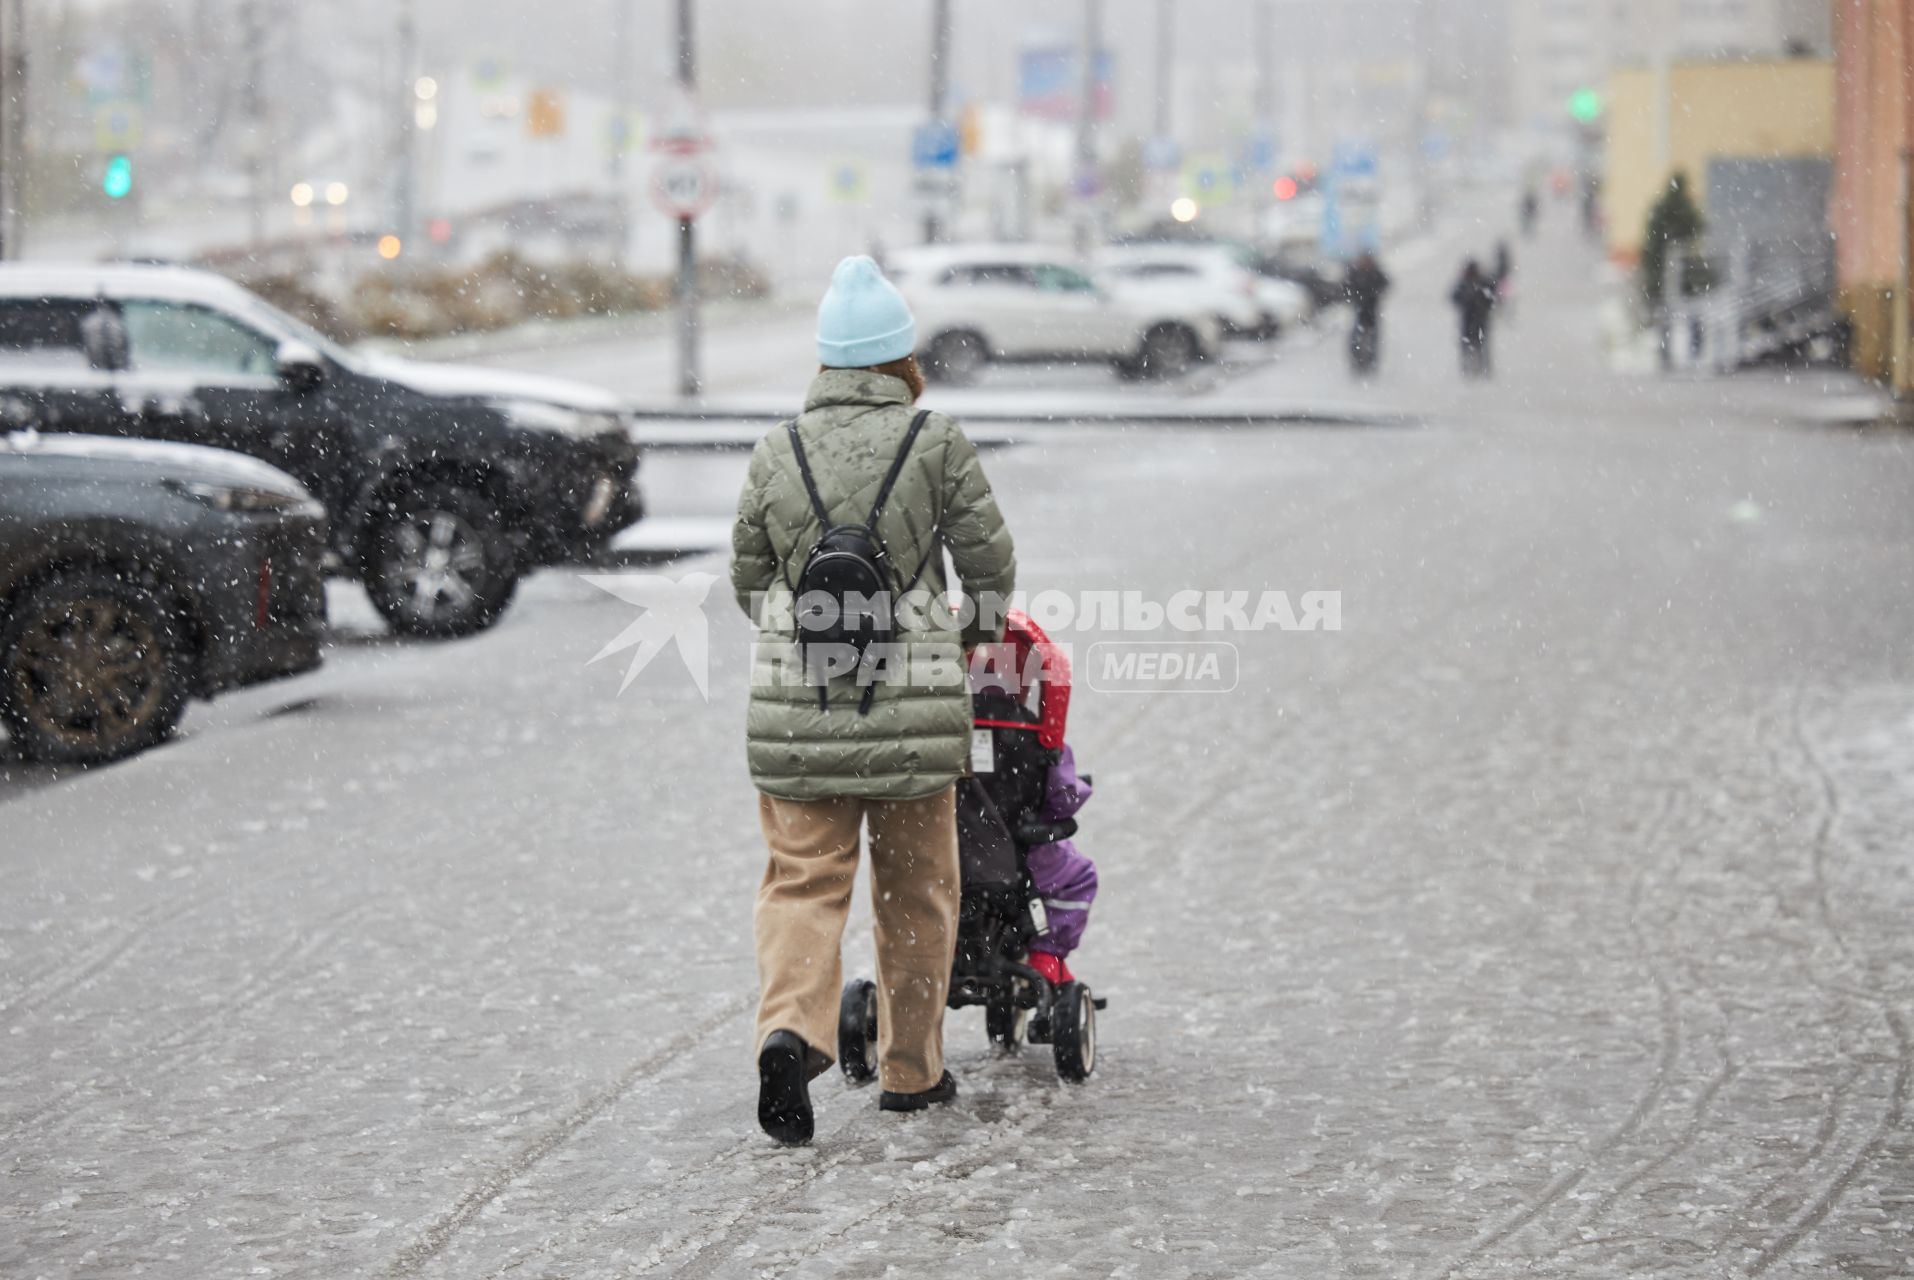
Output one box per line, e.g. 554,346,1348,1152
731,256,1017,1146
1451,259,1498,379
1342,252,1391,377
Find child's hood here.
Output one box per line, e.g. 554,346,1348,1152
1042,743,1092,820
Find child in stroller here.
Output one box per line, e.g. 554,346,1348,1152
838,610,1105,1084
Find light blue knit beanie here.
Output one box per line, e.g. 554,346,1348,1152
816,255,916,367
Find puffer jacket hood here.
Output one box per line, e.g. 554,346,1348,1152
731,368,1017,801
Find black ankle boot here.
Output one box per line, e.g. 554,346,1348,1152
878,1070,958,1112
757,1030,815,1145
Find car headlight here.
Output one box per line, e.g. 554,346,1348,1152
495,399,619,438
167,479,322,517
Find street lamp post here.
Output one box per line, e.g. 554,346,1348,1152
1073,0,1101,257
676,0,701,399
925,0,951,244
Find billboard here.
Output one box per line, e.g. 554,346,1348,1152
1018,48,1114,121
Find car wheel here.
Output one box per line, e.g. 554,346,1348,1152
0,571,189,765
1135,323,1199,380
363,482,518,639
923,331,988,386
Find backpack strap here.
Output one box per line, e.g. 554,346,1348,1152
866,409,932,529
785,420,831,529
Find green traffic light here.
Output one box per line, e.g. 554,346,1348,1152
102,154,133,200
1569,88,1603,124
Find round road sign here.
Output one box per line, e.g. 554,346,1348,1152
652,156,716,220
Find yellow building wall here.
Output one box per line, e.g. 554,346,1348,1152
1603,60,1837,261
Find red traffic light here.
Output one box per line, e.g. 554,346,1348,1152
428,217,453,243
1273,175,1299,201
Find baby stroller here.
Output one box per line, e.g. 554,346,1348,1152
838,610,1106,1083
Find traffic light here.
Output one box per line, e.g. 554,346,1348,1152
1569,88,1603,125
102,153,133,200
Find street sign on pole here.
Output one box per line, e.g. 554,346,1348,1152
912,120,960,171
652,154,716,220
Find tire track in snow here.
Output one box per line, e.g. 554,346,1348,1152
1539,776,1744,1260
0,889,216,1023
381,990,753,1278
1733,694,1914,1276
0,899,371,1141
1425,784,1692,1280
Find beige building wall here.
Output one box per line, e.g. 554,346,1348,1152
1513,0,1832,134
1602,59,1836,259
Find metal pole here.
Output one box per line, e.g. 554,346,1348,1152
609,1,632,183
1154,0,1171,141
1073,0,1101,257
925,0,951,244
676,0,701,398
1255,0,1275,234
243,0,266,246
395,0,417,246
0,0,12,261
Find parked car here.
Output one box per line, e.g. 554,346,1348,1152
0,430,326,764
888,245,1224,385
1257,247,1346,313
0,264,644,638
1099,244,1312,340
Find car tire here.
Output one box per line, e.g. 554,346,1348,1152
362,482,518,639
0,571,190,765
922,331,988,386
1134,323,1200,380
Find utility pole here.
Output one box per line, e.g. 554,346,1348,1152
610,1,633,181
1073,0,1102,257
394,0,417,247
676,0,701,398
0,0,15,260
1154,0,1171,142
1254,0,1275,234
924,0,951,244
242,0,267,246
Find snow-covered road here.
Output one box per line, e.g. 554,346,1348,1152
5,204,1913,1278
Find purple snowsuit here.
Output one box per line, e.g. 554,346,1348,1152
1027,743,1098,958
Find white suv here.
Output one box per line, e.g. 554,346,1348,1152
888,245,1224,385
1099,244,1313,340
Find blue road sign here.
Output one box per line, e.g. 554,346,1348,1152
912,121,960,170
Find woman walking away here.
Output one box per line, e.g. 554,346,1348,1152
731,256,1018,1146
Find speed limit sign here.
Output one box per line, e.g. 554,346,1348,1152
652,156,716,220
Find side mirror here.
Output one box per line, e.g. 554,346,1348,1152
276,341,325,393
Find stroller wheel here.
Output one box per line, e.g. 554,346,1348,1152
838,978,878,1085
985,996,1025,1053
1051,982,1096,1082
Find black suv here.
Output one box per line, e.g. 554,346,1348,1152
0,430,326,764
0,264,643,638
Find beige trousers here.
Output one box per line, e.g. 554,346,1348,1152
753,785,960,1095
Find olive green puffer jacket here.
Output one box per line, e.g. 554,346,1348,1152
731,369,1017,800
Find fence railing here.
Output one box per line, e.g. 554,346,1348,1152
1661,235,1837,373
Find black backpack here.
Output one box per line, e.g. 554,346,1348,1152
786,409,932,714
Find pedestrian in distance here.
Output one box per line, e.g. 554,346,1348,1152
1342,252,1391,378
1492,239,1516,324
1451,258,1498,379
731,255,1018,1146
